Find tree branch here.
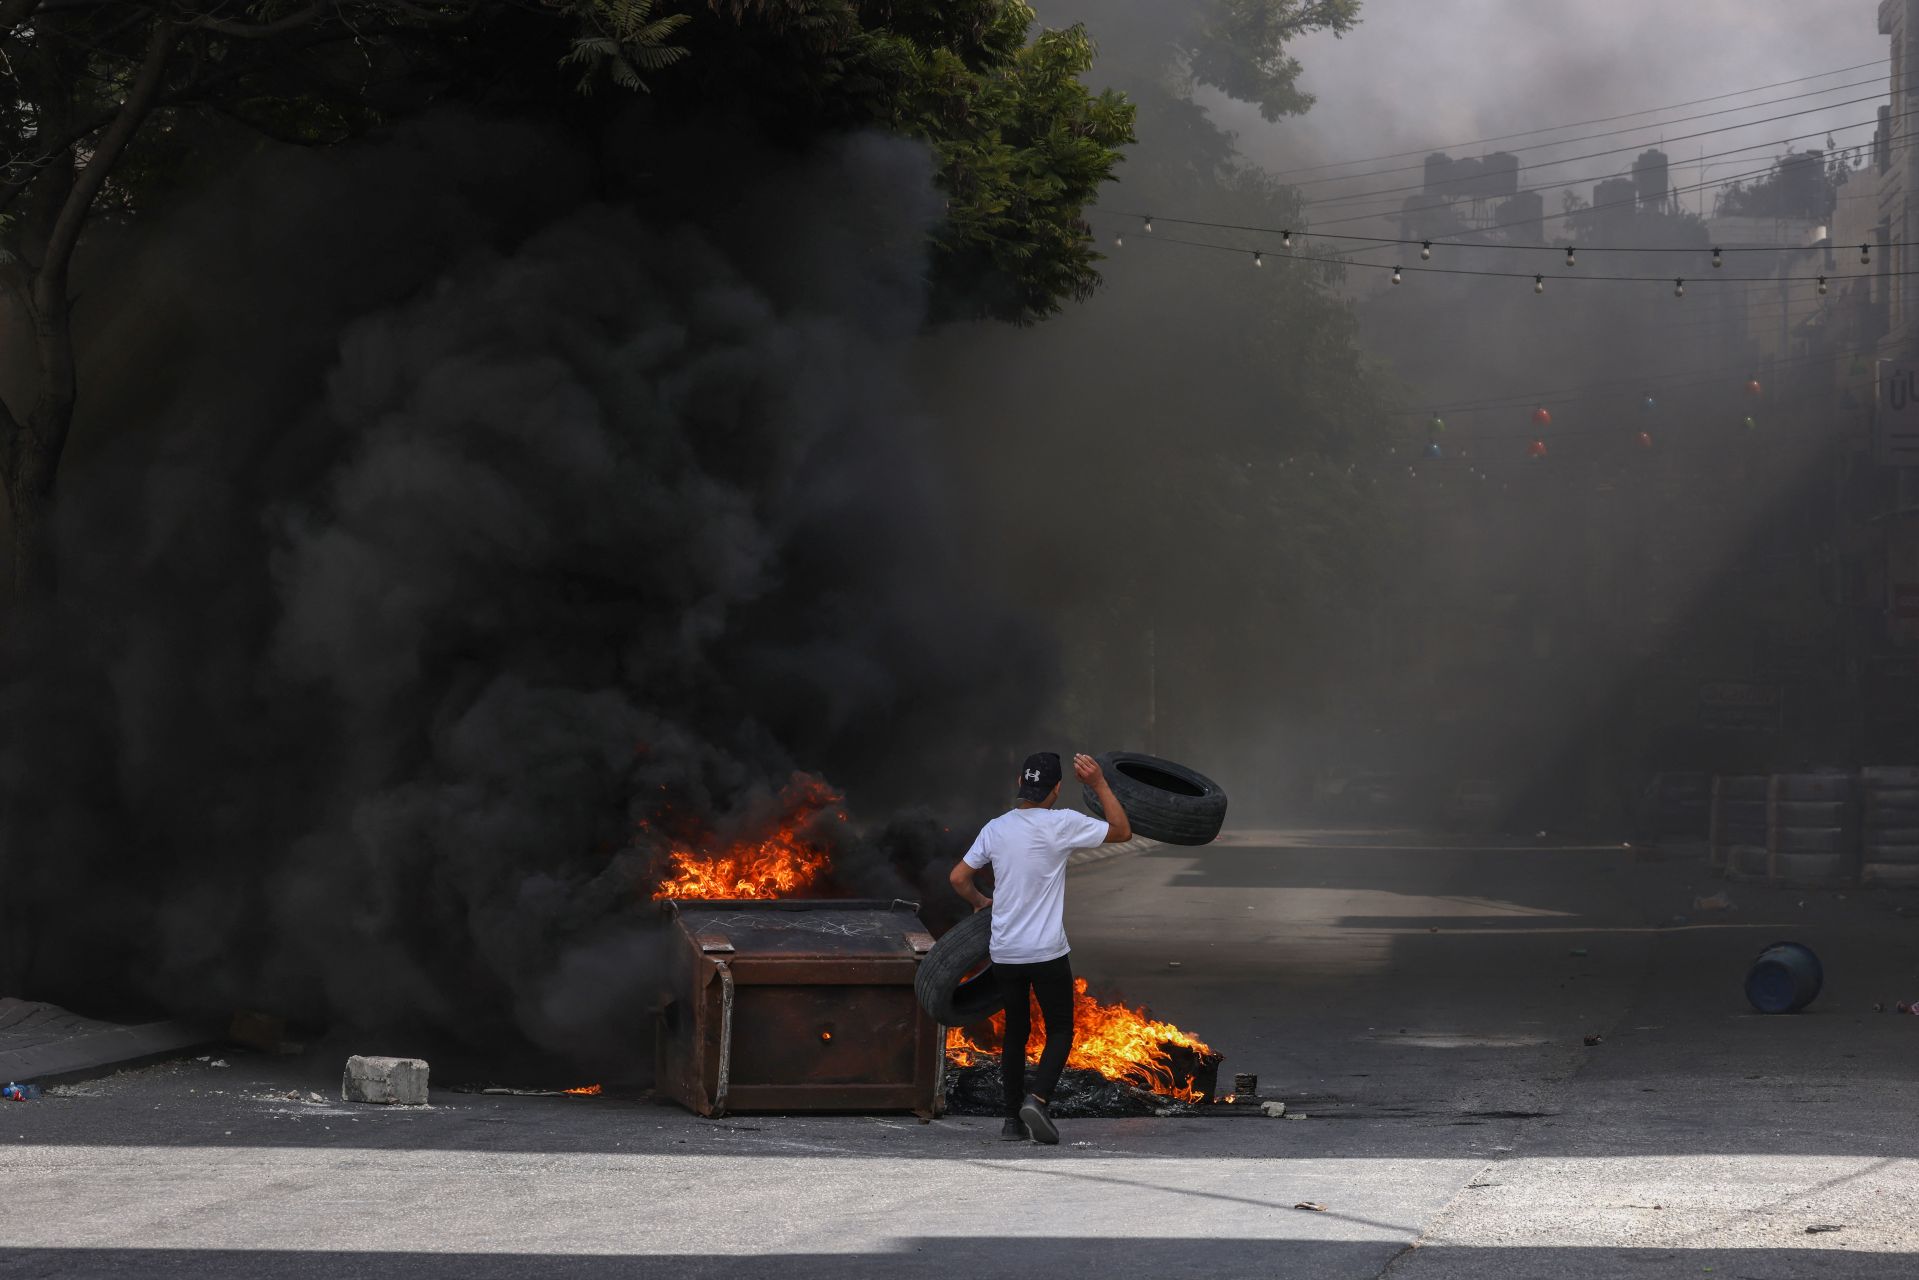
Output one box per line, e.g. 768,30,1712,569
32,15,172,307
0,0,44,41
1,5,478,220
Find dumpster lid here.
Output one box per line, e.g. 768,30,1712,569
663,899,929,958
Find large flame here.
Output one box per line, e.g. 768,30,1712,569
945,978,1216,1101
652,779,841,900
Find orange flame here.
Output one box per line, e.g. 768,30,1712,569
651,779,840,900
945,978,1216,1101
563,1084,603,1096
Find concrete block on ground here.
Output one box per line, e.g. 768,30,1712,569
342,1055,429,1105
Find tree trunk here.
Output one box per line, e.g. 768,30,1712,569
6,431,58,600
0,18,173,602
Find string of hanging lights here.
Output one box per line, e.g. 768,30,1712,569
1107,227,1907,297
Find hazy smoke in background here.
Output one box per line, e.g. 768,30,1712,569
0,117,1042,1065
1216,0,1879,185
928,1,1882,830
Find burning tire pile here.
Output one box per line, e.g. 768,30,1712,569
940,977,1223,1117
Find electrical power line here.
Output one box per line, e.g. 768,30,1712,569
1110,114,1919,264
1123,216,1881,258
1279,74,1889,194
1298,98,1890,215
1112,227,1903,291
1316,114,1919,240
1263,57,1892,182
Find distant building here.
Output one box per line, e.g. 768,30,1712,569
1814,0,1919,754
1397,150,1533,243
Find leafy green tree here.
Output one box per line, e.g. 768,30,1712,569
558,0,692,91
1714,148,1855,222
1184,0,1362,120
0,0,1133,599
1038,0,1360,118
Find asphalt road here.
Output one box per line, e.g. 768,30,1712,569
4,831,1918,1278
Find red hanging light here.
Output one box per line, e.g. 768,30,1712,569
1527,439,1548,459
1531,406,1552,427
1746,379,1763,398
1636,431,1654,449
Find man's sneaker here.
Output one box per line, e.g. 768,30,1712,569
1019,1094,1059,1145
1000,1118,1027,1141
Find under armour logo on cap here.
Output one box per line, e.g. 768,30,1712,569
1016,752,1062,801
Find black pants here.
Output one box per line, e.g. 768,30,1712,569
993,953,1075,1116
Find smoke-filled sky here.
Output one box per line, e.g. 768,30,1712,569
1208,0,1886,224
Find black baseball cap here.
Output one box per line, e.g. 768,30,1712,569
1016,751,1062,802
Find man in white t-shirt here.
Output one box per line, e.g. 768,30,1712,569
949,750,1131,1144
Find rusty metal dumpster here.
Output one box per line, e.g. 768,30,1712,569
655,899,944,1117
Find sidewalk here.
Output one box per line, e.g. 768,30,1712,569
0,998,211,1084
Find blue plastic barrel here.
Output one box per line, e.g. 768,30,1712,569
1745,941,1823,1014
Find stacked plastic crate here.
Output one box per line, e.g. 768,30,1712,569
1709,775,1768,875
1859,766,1919,888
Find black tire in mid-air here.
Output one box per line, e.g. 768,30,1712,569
914,906,1004,1026
1083,751,1228,846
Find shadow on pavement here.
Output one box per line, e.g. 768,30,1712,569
2,1242,1912,1279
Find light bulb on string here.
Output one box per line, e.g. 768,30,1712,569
1253,251,1264,268
1862,243,1871,265
1143,216,1153,233
1429,414,1446,433
1282,230,1293,249
1636,431,1654,449
1534,274,1545,294
1747,378,1763,398
1115,232,1124,247
1425,442,1443,459
1391,266,1402,284
1674,278,1686,298
1565,246,1576,268
1743,415,1757,430
1527,440,1548,459
1642,393,1656,413
1531,406,1552,428
1818,276,1829,295
1712,247,1723,269
1420,240,1433,261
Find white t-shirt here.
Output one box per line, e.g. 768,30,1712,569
963,806,1110,964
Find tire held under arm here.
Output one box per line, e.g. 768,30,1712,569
915,906,1005,1026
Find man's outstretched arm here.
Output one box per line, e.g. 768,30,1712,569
1075,753,1131,844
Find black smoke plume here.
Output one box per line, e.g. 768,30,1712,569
0,119,1044,1068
